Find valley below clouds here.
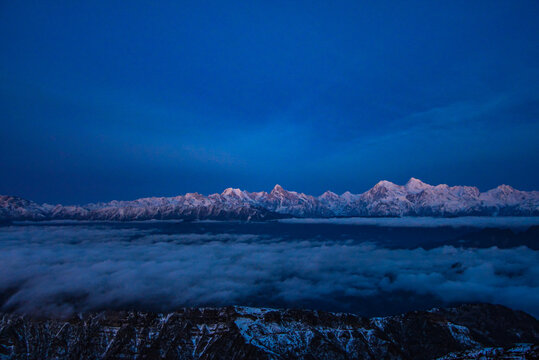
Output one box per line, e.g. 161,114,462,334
1,223,538,318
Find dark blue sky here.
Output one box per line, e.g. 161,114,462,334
1,1,538,204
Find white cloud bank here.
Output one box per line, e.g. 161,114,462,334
279,216,539,228
0,225,538,317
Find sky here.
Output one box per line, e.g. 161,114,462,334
1,1,538,204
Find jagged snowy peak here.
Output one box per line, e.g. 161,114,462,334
317,190,365,216
478,185,539,216
221,187,253,202
405,177,433,193
320,190,337,198
358,180,413,216
1,304,537,359
361,180,408,200
481,184,536,204
254,184,330,217
270,184,288,196
1,178,538,221
405,184,483,216
0,195,48,220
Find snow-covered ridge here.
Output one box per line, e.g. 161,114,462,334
1,178,538,221
1,303,538,359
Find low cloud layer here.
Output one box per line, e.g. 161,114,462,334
1,225,538,317
280,216,539,228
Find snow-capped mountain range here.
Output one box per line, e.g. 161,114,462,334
1,178,538,221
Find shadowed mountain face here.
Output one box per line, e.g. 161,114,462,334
1,178,539,221
0,304,537,360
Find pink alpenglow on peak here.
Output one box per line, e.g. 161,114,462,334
1,178,538,221
405,177,433,193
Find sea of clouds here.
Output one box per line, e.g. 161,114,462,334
0,224,538,317
279,216,539,228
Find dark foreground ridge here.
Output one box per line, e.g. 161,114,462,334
1,303,537,359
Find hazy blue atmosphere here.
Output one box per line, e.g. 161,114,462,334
1,1,539,204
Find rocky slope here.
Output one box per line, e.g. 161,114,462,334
0,304,537,359
1,178,538,221
436,344,538,360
